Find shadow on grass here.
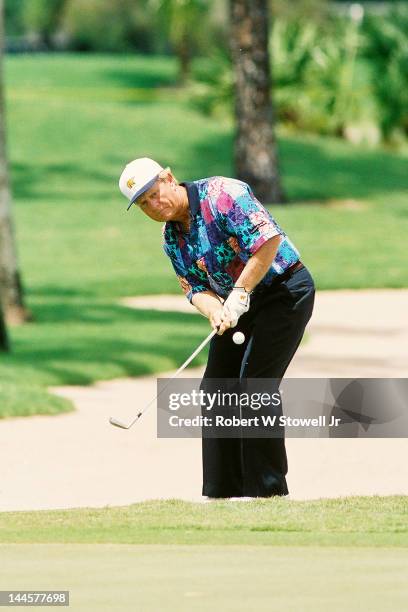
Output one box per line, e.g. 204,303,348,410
185,132,234,180
29,286,95,299
10,162,116,202
280,136,408,202
11,126,407,205
102,59,179,90
0,300,209,387
192,133,408,202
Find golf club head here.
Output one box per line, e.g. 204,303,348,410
109,416,130,429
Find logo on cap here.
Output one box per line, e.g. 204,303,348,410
127,177,136,189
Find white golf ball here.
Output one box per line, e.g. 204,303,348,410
232,331,245,345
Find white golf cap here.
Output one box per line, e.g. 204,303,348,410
119,157,164,210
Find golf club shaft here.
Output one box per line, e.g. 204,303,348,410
173,328,217,377
138,328,217,417
110,328,218,429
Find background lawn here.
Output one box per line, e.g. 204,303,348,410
1,54,407,417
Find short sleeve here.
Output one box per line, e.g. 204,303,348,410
221,182,282,255
163,243,210,303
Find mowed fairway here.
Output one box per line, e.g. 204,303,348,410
1,497,408,610
1,544,408,611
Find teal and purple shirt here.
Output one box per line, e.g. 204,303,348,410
163,177,300,302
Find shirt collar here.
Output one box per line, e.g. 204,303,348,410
181,181,200,217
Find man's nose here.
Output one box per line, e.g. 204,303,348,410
149,197,161,208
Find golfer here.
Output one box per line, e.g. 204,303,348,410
119,157,315,498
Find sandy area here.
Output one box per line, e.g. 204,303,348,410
0,289,407,511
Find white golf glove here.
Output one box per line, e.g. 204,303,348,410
222,287,251,328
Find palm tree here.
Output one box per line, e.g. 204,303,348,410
0,0,29,323
229,0,285,202
154,0,208,84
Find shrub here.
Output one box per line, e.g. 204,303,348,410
362,5,408,142
61,0,155,53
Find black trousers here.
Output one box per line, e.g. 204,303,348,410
202,265,315,498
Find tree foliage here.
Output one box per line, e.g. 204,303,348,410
3,0,408,144
23,0,68,46
62,0,155,53
151,0,210,82
4,0,25,36
362,6,408,141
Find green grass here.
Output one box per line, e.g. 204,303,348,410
2,493,407,610
3,496,408,609
1,496,407,546
2,544,407,611
0,382,71,418
1,53,407,417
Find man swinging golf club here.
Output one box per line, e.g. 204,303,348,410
118,157,315,499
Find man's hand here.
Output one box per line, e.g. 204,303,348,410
191,291,233,335
221,287,250,329
191,287,250,336
207,301,236,335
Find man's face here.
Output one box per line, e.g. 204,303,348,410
134,177,178,222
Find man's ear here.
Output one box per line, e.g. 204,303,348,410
159,168,175,184
167,170,177,185
166,170,179,189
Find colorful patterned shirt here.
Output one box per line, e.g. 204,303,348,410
163,177,300,302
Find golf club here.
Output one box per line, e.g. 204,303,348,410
109,328,218,430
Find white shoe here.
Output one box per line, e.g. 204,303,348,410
228,496,255,502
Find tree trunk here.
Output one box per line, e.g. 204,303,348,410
0,295,9,350
176,39,191,85
230,0,285,203
0,0,29,324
